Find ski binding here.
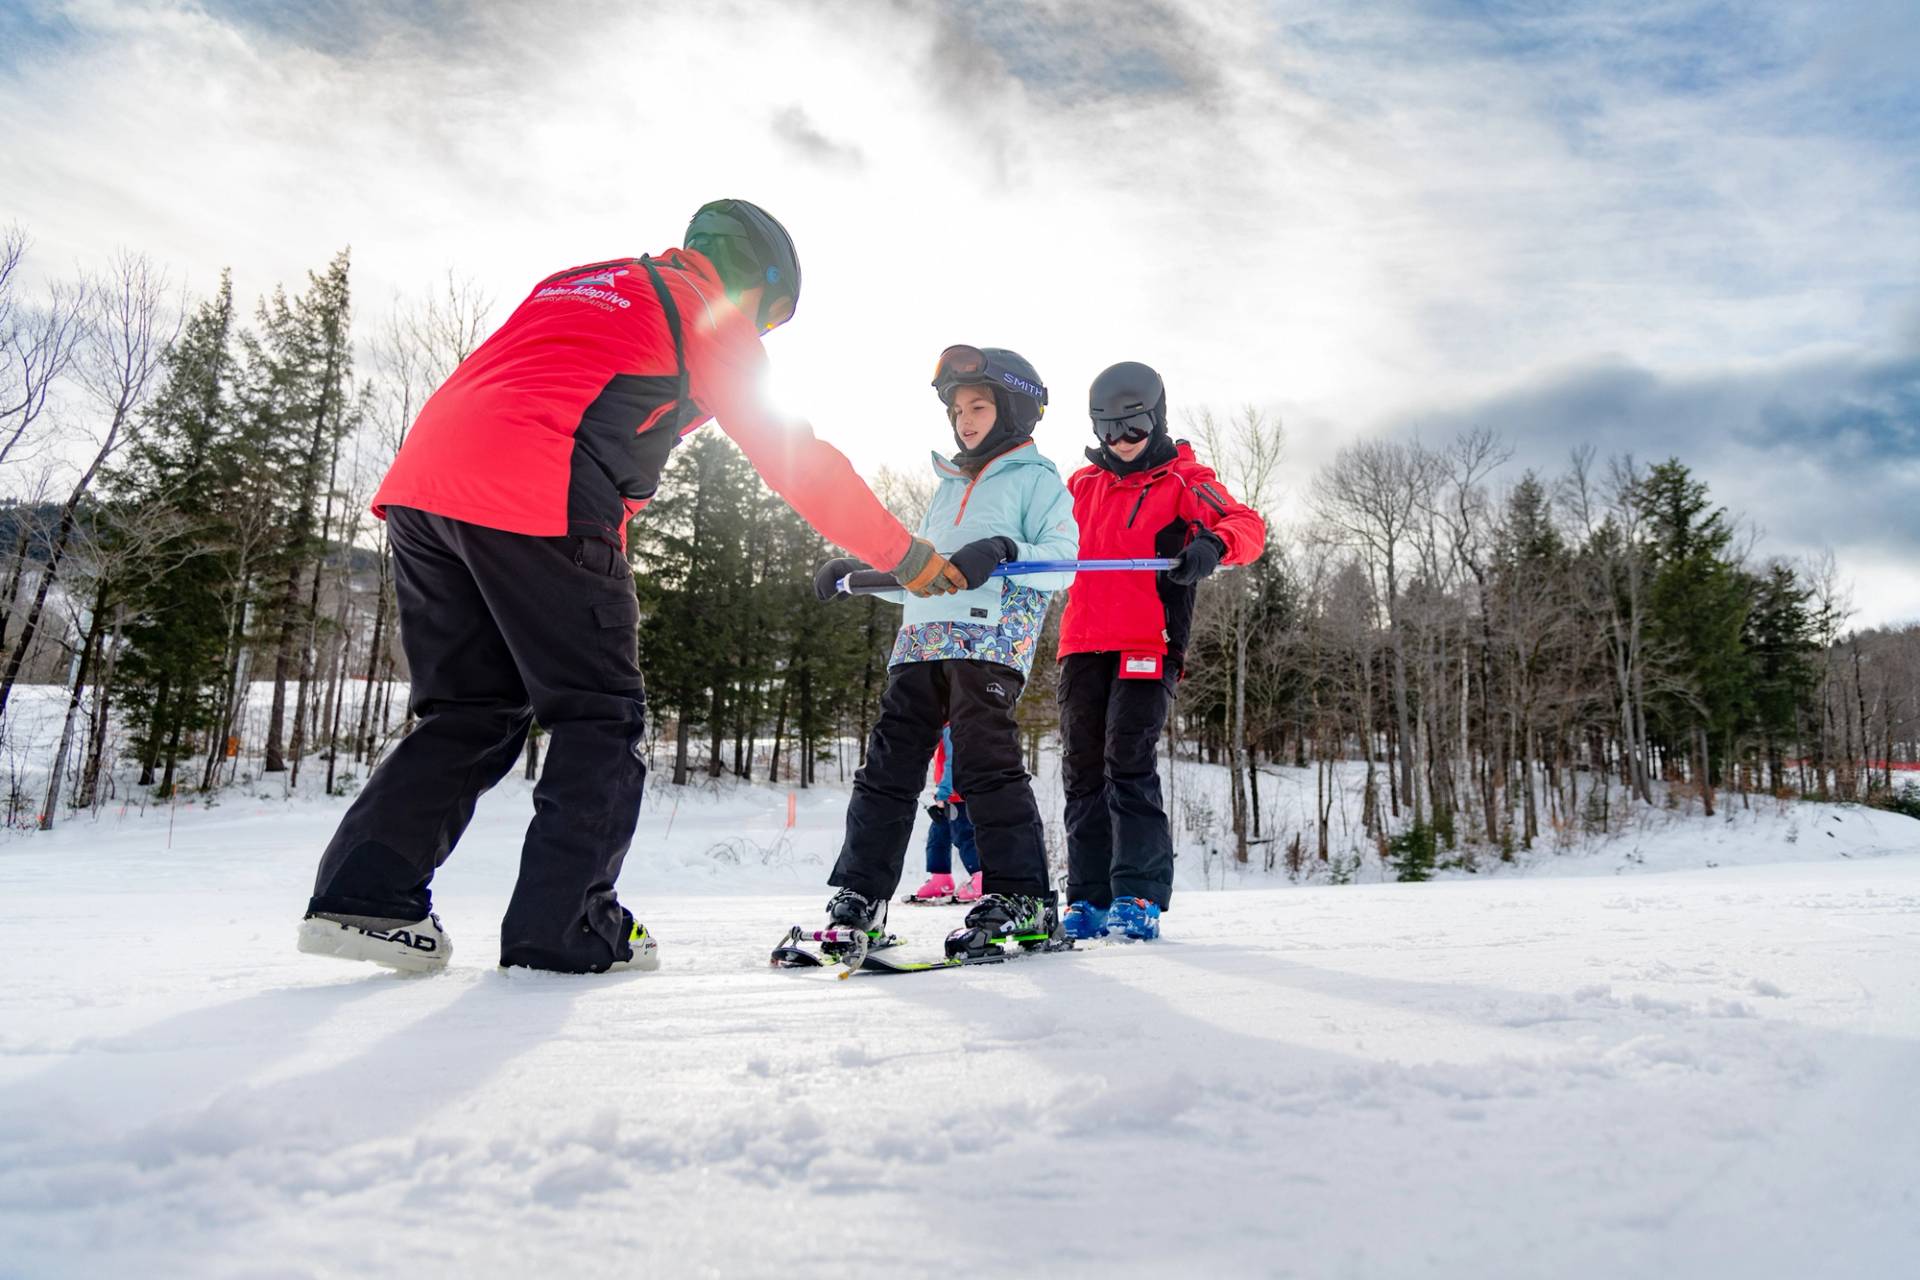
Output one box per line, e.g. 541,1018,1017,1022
769,925,900,970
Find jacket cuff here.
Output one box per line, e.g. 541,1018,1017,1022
891,536,933,580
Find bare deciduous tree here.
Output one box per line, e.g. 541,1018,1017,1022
0,229,89,471
1,252,176,719
1191,404,1283,861
1312,437,1436,823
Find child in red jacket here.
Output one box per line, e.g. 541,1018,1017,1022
1056,361,1266,940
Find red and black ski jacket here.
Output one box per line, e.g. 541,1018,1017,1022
373,249,912,569
1058,437,1266,666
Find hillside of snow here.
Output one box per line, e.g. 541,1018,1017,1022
2,724,1917,1277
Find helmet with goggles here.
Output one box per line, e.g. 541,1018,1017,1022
931,345,1048,455
933,343,1052,437
1088,360,1167,445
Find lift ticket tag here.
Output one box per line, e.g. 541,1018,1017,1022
1121,652,1163,679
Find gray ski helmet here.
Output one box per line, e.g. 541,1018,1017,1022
685,199,801,332
934,345,1048,437
1089,360,1166,443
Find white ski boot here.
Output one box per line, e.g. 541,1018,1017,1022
298,911,451,973
606,920,661,972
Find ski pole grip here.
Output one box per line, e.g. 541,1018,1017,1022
838,569,904,596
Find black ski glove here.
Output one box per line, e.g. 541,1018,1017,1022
944,536,1019,590
813,557,867,602
926,803,947,823
1165,530,1226,586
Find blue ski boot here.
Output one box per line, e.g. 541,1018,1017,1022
1109,896,1161,941
1061,900,1111,940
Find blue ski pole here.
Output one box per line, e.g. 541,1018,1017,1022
834,557,1177,597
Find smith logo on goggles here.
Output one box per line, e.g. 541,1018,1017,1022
932,345,1048,404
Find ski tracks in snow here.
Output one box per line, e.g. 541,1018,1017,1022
0,861,1916,1277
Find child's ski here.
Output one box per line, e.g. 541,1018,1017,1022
768,925,900,969
840,931,1076,978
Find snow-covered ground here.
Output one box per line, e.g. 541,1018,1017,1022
2,758,1918,1278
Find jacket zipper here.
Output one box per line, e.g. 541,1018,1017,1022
955,474,980,524
953,440,1034,524
1125,482,1153,528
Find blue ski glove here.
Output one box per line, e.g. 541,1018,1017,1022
813,557,867,602
1164,530,1225,586
944,536,1019,590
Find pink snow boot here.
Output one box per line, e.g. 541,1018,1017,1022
905,873,956,904
954,872,984,903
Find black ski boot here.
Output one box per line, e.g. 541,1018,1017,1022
822,887,888,965
769,889,897,969
827,886,885,931
945,893,1058,959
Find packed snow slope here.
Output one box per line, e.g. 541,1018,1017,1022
2,776,1917,1279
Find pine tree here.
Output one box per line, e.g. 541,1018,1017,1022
252,250,354,775
1638,459,1752,813
1743,561,1818,793
106,272,240,790
637,433,746,784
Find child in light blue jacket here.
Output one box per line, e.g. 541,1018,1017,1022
812,346,1077,955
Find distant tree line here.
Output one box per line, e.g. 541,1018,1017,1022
1,223,1914,859
1175,428,1919,873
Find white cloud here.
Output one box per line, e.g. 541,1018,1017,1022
2,0,1915,616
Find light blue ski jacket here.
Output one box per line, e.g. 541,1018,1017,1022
883,441,1078,675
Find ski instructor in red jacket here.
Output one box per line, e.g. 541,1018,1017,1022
1057,361,1265,943
299,199,961,975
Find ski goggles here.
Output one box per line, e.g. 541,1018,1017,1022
1093,411,1155,444
931,345,1048,404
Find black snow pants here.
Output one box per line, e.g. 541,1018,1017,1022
308,505,648,972
1059,651,1178,909
830,659,1051,901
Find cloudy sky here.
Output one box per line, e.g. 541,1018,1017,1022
3,0,1916,622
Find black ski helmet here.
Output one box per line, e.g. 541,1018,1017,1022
685,199,801,332
933,344,1048,451
1089,360,1167,443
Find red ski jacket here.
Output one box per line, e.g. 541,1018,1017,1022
373,249,912,569
1058,439,1266,664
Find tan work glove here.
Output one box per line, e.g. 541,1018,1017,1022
891,537,967,597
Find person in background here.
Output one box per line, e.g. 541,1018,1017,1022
906,726,982,904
